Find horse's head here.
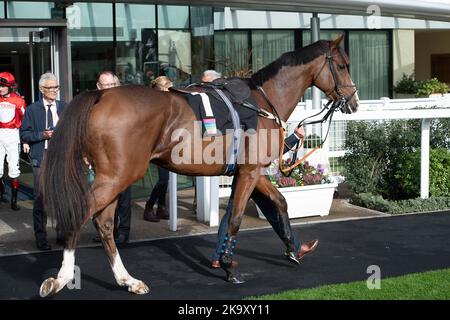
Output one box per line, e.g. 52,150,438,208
313,34,359,114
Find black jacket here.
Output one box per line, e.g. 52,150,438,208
20,99,67,167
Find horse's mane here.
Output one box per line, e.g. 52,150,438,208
250,40,330,87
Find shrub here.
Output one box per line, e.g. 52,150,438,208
395,148,450,198
394,73,418,94
351,192,450,214
415,78,448,97
342,119,450,200
342,120,419,198
350,192,396,212
430,118,450,149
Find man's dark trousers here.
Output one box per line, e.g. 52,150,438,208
32,166,48,245
114,186,132,239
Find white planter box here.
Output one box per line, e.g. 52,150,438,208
257,182,338,219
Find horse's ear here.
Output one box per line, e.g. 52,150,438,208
331,34,345,48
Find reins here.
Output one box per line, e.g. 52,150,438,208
254,46,357,177
279,99,339,176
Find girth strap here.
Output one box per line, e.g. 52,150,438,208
214,88,242,176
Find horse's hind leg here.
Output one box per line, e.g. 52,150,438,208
253,176,319,264
41,178,149,297
39,235,80,298
93,197,149,295
252,176,300,261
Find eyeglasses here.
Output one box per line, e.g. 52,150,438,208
99,83,116,88
42,86,59,91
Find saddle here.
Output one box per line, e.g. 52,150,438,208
171,78,259,136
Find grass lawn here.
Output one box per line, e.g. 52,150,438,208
247,268,450,300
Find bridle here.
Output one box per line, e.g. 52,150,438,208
256,45,358,176
311,47,358,116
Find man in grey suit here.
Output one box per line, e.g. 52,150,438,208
20,72,67,251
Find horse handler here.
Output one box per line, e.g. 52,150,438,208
0,71,26,211
211,126,319,270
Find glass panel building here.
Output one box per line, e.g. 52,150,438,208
0,2,399,102
2,1,449,196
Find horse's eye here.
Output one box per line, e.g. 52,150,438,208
338,64,346,70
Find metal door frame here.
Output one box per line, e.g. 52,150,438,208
0,19,72,101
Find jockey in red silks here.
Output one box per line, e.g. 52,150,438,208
0,71,26,210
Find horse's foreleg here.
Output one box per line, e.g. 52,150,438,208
93,199,149,295
219,169,259,283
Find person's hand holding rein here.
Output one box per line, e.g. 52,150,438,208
294,126,305,140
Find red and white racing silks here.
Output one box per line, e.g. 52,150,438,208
0,93,26,129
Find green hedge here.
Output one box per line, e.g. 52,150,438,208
351,192,450,214
395,148,450,198
342,119,450,200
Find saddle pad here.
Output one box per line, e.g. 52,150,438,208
184,92,258,136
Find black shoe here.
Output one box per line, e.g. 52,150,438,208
37,242,52,251
143,205,160,222
193,199,197,215
114,234,129,245
156,205,170,220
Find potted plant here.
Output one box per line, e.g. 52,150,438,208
393,73,418,99
256,160,338,219
415,78,449,97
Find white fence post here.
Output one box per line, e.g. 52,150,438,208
198,176,219,227
420,119,431,199
209,177,219,227
169,172,177,231
196,176,209,223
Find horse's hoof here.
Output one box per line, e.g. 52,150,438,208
226,273,245,284
39,278,58,298
129,281,150,295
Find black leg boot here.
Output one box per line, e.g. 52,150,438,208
219,235,245,284
10,178,20,211
0,177,5,202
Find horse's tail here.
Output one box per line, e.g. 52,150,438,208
40,90,103,246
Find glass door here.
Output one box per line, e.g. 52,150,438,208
29,29,51,102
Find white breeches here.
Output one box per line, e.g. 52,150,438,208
0,128,20,179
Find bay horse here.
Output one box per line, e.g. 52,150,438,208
38,34,358,297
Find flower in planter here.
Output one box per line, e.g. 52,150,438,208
267,160,332,188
